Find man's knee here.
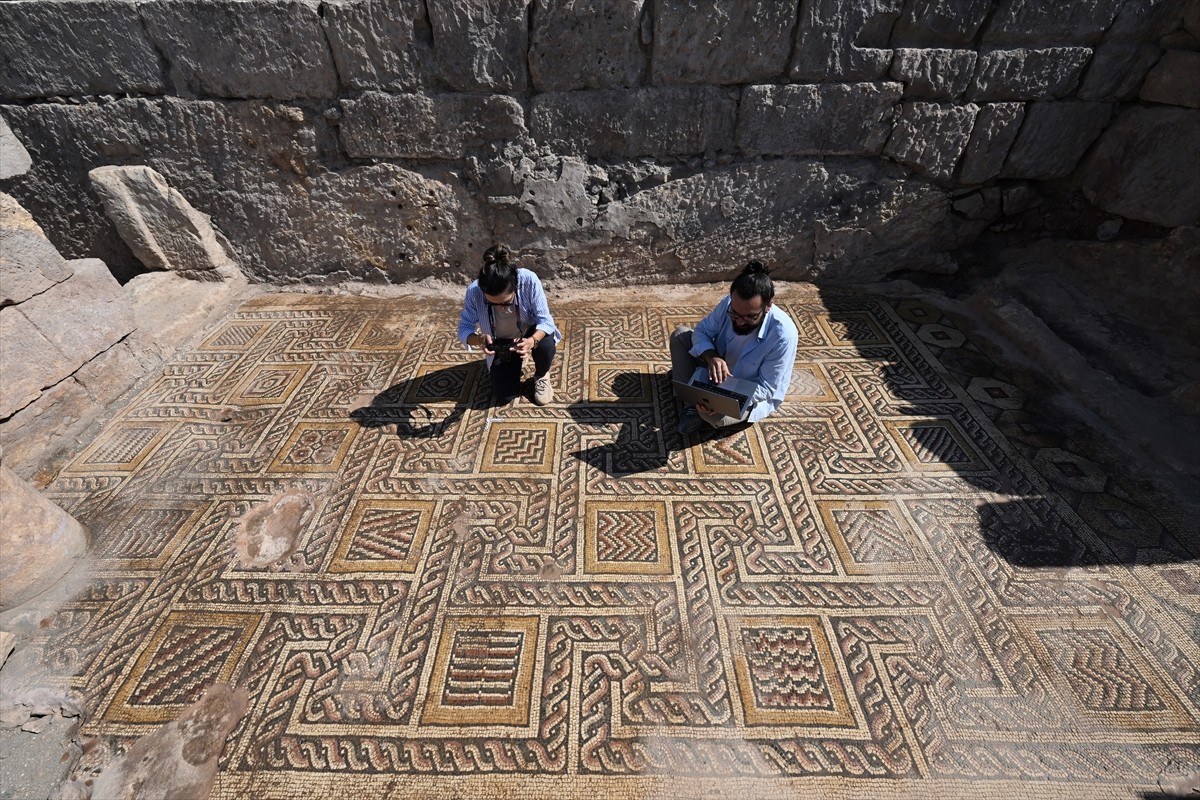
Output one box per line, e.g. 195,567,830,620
669,325,693,351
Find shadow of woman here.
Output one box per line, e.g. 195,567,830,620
348,362,486,439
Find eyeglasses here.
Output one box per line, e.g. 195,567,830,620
727,307,766,324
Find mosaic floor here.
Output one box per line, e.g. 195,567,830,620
34,291,1200,799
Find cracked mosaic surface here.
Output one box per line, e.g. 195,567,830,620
36,291,1199,798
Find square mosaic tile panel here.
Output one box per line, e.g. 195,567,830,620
38,292,1199,799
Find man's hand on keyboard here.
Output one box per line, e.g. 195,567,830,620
705,355,731,384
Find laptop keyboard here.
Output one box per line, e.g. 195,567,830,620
694,381,748,403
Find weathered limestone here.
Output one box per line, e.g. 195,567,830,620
737,83,903,156
890,49,978,99
321,0,433,92
532,87,736,157
0,0,164,99
790,0,901,81
426,0,530,92
89,166,239,280
982,0,1126,46
1079,107,1200,228
0,117,32,180
1,192,72,307
0,465,88,613
1002,101,1112,180
970,48,1093,101
651,0,796,85
340,92,525,159
956,103,1026,184
885,102,979,181
529,0,646,90
890,0,992,47
140,0,337,100
1140,50,1200,108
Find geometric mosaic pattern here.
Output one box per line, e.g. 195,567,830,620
35,290,1200,798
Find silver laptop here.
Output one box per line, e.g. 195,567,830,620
672,368,757,418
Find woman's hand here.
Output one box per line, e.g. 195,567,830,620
511,336,535,357
477,333,496,353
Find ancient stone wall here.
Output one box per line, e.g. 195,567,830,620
1,0,1197,285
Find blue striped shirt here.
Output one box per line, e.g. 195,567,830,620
457,269,561,360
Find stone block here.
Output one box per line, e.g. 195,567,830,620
1140,50,1200,108
737,83,903,156
1078,42,1162,101
427,0,530,92
0,306,65,418
0,377,102,479
956,102,1025,184
890,48,977,99
884,102,978,181
650,0,797,85
1,116,32,179
340,92,526,159
89,165,239,279
73,341,157,407
0,0,164,99
532,87,736,157
889,0,991,46
970,48,1092,101
1,193,73,307
322,0,433,92
529,0,647,90
982,0,1126,46
790,0,902,81
1079,107,1200,228
141,0,337,100
0,465,88,612
1002,101,1112,180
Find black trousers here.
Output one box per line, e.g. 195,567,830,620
490,335,555,402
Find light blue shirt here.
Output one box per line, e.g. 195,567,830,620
457,269,561,364
689,295,798,423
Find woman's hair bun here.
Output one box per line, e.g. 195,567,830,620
743,259,769,275
483,244,510,267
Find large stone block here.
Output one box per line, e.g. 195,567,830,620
650,0,797,85
956,102,1025,184
1078,42,1162,101
982,0,1126,46
1002,101,1112,180
0,305,65,418
322,0,433,92
1,116,32,179
1140,50,1200,108
0,465,88,612
0,0,164,99
529,0,647,90
141,0,337,100
884,102,978,181
427,0,530,92
1079,107,1200,228
340,92,525,159
970,48,1092,101
889,0,991,46
532,87,736,157
737,83,903,156
1,192,73,307
0,376,102,477
89,165,239,279
890,48,977,99
790,0,902,81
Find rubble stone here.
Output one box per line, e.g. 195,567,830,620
737,83,903,156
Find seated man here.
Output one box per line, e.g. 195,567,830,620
670,260,798,433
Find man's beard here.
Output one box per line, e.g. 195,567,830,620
732,320,761,336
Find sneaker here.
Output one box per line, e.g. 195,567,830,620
677,405,703,435
532,374,553,405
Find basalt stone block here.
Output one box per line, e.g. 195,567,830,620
1002,101,1112,180
890,49,977,99
884,102,978,181
1140,50,1200,108
956,102,1025,184
650,0,796,85
790,0,902,81
532,87,736,157
322,0,434,92
141,0,337,100
427,0,530,92
737,83,903,156
982,0,1126,46
0,0,164,99
889,0,991,46
970,48,1092,101
529,0,647,90
1078,42,1162,101
340,92,526,159
1,116,32,179
1,192,73,307
1079,107,1200,228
